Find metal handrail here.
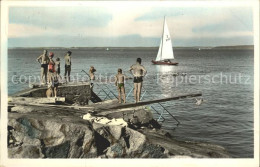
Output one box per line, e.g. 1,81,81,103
81,70,180,125
123,80,179,125
81,70,117,100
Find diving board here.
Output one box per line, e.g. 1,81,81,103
109,92,202,109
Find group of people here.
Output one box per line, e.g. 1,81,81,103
37,49,147,103
37,50,72,97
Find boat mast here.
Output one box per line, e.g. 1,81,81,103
160,16,166,61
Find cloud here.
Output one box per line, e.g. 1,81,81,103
9,7,112,28
8,5,254,47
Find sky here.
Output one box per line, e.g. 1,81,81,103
8,3,254,47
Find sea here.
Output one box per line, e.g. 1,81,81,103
8,47,254,158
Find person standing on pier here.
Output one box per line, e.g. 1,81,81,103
37,49,49,85
47,52,55,83
89,66,96,81
55,57,61,75
48,52,55,73
64,51,72,82
115,68,126,103
129,58,147,103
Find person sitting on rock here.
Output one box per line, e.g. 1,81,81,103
52,71,59,97
46,83,53,98
46,71,60,98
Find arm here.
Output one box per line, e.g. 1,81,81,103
69,56,71,65
46,57,50,64
36,55,42,63
141,66,147,77
129,65,134,75
115,75,118,86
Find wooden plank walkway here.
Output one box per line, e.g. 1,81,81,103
107,92,202,110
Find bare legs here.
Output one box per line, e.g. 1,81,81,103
41,67,48,84
121,87,126,103
44,67,48,84
54,86,57,97
134,83,137,103
137,82,142,102
118,86,126,103
46,87,53,97
64,67,71,82
134,82,142,103
68,69,71,82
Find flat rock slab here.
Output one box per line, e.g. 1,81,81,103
9,97,65,104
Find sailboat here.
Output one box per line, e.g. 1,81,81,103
152,17,178,65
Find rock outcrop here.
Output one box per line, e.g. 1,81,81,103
8,107,167,158
12,83,92,105
8,103,230,158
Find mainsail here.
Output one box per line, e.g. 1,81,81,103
155,18,174,61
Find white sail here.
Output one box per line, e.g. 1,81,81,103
155,39,162,61
156,18,174,61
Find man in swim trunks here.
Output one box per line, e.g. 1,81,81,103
129,58,147,103
115,68,126,103
64,51,72,82
37,50,49,85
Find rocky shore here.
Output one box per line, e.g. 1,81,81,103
7,83,230,158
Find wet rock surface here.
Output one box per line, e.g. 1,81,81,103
8,99,231,158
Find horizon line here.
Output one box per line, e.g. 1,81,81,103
8,44,254,49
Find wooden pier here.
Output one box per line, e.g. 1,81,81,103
109,92,202,109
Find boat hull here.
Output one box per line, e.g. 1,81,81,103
151,60,178,65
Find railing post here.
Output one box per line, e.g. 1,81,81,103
140,90,146,101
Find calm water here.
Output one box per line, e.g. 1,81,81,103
8,47,254,158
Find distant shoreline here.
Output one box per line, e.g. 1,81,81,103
8,45,254,50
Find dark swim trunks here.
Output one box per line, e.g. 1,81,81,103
65,64,71,69
57,68,60,75
53,80,59,87
133,76,143,83
118,83,124,89
54,83,59,87
41,64,48,68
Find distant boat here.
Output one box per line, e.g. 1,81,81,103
198,48,201,51
106,48,109,51
152,17,178,65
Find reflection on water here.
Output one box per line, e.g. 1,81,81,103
156,65,175,73
156,65,177,97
